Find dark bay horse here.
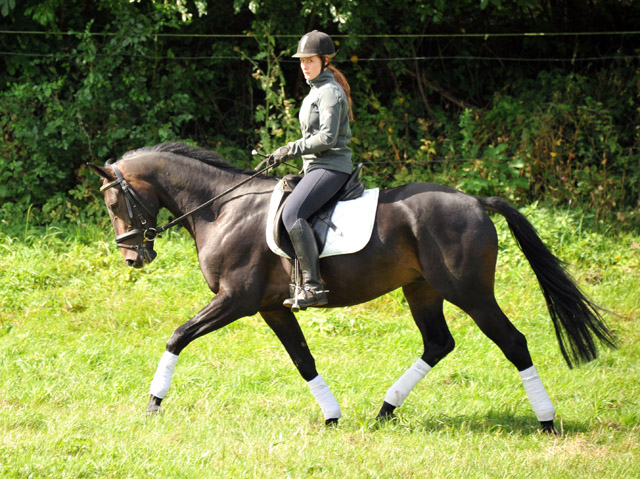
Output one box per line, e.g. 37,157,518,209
89,142,615,433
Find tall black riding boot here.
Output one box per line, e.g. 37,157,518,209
283,218,328,309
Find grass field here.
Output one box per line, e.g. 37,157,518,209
0,207,638,478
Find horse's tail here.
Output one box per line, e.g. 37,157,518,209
479,196,617,368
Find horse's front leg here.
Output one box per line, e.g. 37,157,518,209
146,290,258,413
260,309,341,425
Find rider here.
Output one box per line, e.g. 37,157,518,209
269,30,354,309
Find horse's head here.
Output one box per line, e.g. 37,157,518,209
89,162,159,268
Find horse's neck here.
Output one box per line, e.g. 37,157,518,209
145,155,273,222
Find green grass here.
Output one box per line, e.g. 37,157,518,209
0,208,638,478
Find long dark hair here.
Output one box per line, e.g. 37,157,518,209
328,63,354,121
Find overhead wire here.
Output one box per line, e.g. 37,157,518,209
2,29,638,62
1,50,637,62
2,29,640,38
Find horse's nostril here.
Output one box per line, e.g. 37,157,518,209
125,259,135,267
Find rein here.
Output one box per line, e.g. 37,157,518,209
101,160,280,248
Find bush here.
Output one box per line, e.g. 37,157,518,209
1,1,638,229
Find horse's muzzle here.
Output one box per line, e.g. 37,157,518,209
123,245,157,268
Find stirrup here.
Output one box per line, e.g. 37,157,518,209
283,284,328,311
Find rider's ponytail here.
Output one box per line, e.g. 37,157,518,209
328,64,354,122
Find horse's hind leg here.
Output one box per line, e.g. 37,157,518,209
463,297,557,433
260,309,341,425
377,281,455,419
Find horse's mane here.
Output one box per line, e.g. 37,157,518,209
120,142,248,174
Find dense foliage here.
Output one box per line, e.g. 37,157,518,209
1,0,639,226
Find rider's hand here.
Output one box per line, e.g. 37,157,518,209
268,145,291,165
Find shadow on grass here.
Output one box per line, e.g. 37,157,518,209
372,410,593,436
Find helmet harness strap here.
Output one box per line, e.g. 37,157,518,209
321,55,329,73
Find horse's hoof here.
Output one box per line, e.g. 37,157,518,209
325,417,339,426
376,401,396,421
146,405,161,415
540,420,558,435
146,394,163,414
376,412,396,422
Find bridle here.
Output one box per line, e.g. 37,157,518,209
100,159,281,256
100,164,159,259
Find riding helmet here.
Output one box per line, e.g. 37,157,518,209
292,30,336,58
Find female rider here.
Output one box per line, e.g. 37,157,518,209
269,30,354,309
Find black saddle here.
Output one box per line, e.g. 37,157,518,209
272,163,365,258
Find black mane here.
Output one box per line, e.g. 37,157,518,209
121,142,248,174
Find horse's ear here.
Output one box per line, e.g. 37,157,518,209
87,163,114,181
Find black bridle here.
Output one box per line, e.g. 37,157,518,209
100,160,280,254
100,164,159,261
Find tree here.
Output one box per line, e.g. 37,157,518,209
1,0,638,225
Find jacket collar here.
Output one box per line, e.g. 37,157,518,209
307,69,333,88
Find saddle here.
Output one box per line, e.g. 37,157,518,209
271,164,366,259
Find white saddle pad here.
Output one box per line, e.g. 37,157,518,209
266,178,379,259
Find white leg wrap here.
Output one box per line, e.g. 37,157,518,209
519,365,556,422
307,375,341,420
149,351,179,399
384,358,432,407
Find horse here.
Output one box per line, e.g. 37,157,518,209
89,142,616,433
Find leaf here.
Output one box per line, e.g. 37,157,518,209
509,159,525,169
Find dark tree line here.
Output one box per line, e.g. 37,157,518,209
1,0,638,225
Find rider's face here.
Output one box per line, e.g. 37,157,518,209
300,55,324,81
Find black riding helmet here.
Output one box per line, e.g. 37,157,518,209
293,30,336,72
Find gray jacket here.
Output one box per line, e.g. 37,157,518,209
287,69,353,175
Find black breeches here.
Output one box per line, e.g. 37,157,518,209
282,168,349,233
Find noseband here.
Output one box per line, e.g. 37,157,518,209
100,164,158,255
